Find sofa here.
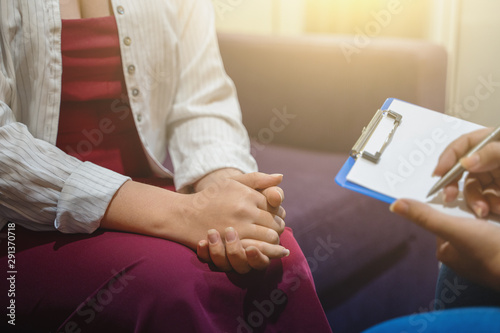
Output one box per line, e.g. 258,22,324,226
218,32,448,332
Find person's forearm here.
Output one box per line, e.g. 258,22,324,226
100,180,195,248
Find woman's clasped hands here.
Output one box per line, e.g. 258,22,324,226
188,170,289,274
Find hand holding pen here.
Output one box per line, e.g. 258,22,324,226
428,126,500,217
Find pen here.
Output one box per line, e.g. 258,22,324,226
427,125,500,198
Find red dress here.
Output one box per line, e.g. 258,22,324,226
0,16,332,333
56,15,175,191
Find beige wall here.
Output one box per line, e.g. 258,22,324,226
304,0,433,39
213,0,500,127
446,0,500,126
214,0,434,37
213,0,304,35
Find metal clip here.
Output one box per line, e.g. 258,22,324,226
350,109,402,163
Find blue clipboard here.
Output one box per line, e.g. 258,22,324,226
334,98,396,204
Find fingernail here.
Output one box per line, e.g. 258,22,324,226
208,229,219,244
271,173,284,177
278,206,286,220
274,216,285,229
484,187,500,198
198,240,207,247
225,227,236,242
282,248,290,257
246,246,258,258
461,154,480,170
473,205,484,218
276,189,284,202
390,200,409,215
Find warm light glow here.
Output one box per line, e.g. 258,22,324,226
305,0,433,39
214,0,434,39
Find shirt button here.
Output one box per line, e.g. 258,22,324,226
123,37,132,46
136,114,143,122
127,65,136,74
132,88,140,96
117,6,125,15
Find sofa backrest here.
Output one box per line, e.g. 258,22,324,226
218,33,447,153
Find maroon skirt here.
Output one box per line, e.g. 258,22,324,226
0,16,331,333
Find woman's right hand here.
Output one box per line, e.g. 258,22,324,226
434,127,500,217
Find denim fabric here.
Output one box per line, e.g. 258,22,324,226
362,307,500,333
435,264,500,309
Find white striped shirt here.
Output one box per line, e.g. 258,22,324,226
0,0,257,233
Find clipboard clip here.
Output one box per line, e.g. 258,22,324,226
350,109,402,163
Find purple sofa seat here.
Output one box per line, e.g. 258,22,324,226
253,143,411,292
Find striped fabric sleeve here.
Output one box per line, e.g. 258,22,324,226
167,0,258,190
0,103,129,233
0,0,130,233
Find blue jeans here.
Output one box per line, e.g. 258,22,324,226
362,265,500,332
435,264,500,309
363,307,500,333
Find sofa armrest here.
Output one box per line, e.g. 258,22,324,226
218,33,447,154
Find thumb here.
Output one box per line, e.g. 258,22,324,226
461,141,500,173
231,172,283,190
389,199,473,245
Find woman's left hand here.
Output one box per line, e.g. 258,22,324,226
194,168,288,273
197,228,290,274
